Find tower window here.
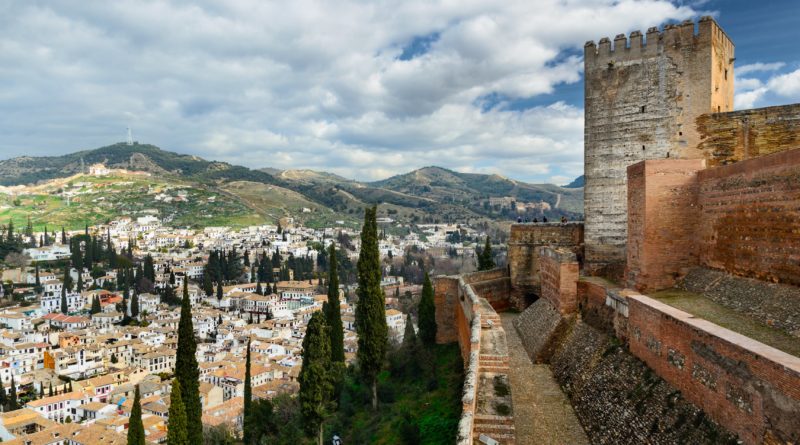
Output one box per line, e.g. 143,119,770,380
724,69,728,80
679,131,683,136
642,145,645,151
641,106,646,113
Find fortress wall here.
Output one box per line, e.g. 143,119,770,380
625,148,800,290
696,104,800,165
584,17,734,272
696,148,800,285
434,276,460,344
549,319,737,445
435,273,515,444
625,159,706,291
539,247,580,314
508,223,583,297
627,294,800,445
513,298,567,363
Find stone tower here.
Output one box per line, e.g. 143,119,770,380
583,17,734,274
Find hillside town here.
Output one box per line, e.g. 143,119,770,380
0,214,490,443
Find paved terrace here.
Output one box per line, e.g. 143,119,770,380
501,313,589,445
650,289,800,358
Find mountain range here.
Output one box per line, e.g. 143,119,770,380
0,143,583,230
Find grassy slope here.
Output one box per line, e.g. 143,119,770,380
220,181,360,229
0,172,263,230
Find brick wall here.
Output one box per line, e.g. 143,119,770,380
434,276,460,344
539,247,580,314
625,148,800,290
625,159,706,291
696,104,800,166
696,148,800,285
508,223,583,298
627,294,800,445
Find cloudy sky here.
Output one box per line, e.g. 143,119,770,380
1,0,799,184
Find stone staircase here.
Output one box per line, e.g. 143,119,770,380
474,414,516,444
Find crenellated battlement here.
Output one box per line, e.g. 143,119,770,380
584,16,730,68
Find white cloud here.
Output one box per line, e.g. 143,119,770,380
767,69,800,98
0,0,698,183
736,62,786,75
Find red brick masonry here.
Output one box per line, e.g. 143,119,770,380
627,294,800,444
626,147,800,291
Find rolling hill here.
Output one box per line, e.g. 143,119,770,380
0,143,583,229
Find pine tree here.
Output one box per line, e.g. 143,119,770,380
418,272,437,346
167,379,188,445
176,279,202,443
243,338,253,444
127,385,145,445
355,207,387,410
8,375,18,411
326,243,344,363
298,311,333,445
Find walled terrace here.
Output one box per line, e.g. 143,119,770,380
437,218,800,444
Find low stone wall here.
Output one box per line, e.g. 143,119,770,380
678,267,800,337
550,320,738,445
628,294,800,444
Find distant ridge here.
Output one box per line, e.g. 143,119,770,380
0,143,583,227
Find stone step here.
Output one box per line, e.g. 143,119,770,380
474,423,515,434
479,365,510,373
474,414,515,426
473,431,516,445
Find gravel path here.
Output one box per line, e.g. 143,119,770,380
501,312,589,445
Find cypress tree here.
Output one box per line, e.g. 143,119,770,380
354,207,388,410
478,236,495,271
127,385,145,445
418,272,437,346
34,263,41,293
326,243,344,363
403,313,416,347
167,379,188,445
216,280,223,300
8,375,18,411
60,287,68,315
49,382,53,397
61,227,67,245
176,279,202,443
0,379,7,410
255,281,263,296
131,292,140,318
243,338,253,444
298,311,333,445
76,272,83,293
91,295,102,315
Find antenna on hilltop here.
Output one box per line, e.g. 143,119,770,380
127,127,134,146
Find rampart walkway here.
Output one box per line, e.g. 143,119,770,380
501,313,588,445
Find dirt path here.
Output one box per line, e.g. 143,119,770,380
501,312,588,445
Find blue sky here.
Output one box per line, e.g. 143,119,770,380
0,1,798,185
